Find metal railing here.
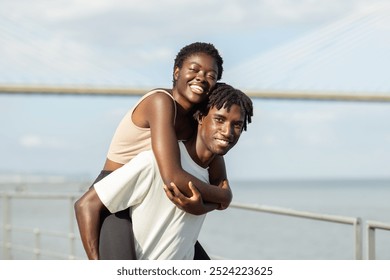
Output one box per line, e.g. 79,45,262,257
2,191,389,260
1,191,83,260
229,202,363,260
366,220,390,260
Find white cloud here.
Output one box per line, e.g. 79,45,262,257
19,134,67,149
19,135,42,148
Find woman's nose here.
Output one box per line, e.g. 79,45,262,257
195,71,206,82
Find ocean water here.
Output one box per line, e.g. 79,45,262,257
0,177,389,260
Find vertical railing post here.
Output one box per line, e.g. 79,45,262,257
34,228,41,259
2,194,11,259
367,224,376,260
68,233,75,260
69,197,75,234
366,221,390,260
354,217,363,260
69,197,76,259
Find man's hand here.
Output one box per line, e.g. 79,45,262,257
163,181,219,215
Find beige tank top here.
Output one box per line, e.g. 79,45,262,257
106,89,176,164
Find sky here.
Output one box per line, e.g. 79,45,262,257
1,0,390,181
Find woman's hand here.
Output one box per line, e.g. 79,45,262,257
217,179,232,210
163,181,219,215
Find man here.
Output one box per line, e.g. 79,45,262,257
76,83,253,259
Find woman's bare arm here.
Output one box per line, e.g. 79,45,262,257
164,156,232,214
207,155,232,209
163,181,221,215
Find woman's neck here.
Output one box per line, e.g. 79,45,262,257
171,88,193,113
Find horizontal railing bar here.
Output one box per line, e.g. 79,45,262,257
230,202,358,225
0,191,361,225
0,243,78,259
3,192,358,225
366,220,390,231
0,191,79,200
2,225,79,240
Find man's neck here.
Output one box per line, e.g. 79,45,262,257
183,137,215,169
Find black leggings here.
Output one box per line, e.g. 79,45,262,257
92,170,210,260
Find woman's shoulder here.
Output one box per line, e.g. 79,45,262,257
144,88,173,99
140,88,175,108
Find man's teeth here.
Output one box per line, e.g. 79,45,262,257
216,139,229,145
190,85,204,93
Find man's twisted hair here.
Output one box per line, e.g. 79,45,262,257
195,82,253,131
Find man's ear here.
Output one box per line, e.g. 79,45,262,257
173,67,179,82
197,114,204,125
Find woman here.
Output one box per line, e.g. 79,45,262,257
75,42,232,260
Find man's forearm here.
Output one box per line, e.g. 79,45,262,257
74,188,104,260
76,213,100,260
